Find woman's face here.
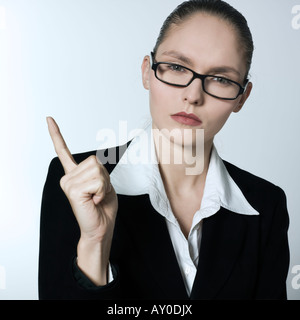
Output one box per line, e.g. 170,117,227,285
142,13,252,147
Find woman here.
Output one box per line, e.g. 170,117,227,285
39,0,289,299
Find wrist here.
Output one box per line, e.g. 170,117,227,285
77,237,111,286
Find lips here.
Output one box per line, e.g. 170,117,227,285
171,112,202,127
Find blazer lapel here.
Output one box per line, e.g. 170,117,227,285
190,207,247,299
117,195,247,300
119,194,189,299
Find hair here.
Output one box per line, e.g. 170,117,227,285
153,0,254,83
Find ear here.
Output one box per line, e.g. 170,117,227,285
233,82,253,113
141,55,151,90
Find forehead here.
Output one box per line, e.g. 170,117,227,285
157,13,246,76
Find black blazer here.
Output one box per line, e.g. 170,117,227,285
38,145,289,300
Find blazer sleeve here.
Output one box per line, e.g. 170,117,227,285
254,187,290,299
38,157,121,300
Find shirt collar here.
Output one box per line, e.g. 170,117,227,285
203,145,259,215
110,123,259,216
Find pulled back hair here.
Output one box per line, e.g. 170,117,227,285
153,0,254,83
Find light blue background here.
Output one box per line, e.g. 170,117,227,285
0,0,299,299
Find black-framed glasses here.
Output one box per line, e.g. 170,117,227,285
151,52,248,101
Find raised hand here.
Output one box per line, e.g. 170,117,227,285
46,117,118,285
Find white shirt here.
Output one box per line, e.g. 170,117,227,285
109,123,259,296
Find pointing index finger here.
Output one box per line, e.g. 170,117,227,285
46,117,77,173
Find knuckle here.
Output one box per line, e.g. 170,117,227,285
96,163,105,177
59,175,68,191
87,155,98,166
96,178,105,191
99,175,110,194
60,174,73,195
89,157,105,177
68,185,79,201
95,179,106,196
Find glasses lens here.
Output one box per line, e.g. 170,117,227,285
154,63,242,100
204,76,240,99
156,63,193,86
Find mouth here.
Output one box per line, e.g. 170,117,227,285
171,112,202,127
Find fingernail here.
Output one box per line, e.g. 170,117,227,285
46,117,59,133
46,116,53,127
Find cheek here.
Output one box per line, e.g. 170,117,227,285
204,102,237,139
149,76,177,123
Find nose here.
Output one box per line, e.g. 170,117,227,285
183,78,205,106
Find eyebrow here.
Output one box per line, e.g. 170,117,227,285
206,66,241,78
161,50,193,65
161,50,241,78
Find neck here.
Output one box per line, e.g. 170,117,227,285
152,127,213,197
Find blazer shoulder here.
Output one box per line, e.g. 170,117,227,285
46,150,97,182
47,141,131,177
223,160,285,198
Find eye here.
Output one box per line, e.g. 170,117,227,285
212,77,233,86
168,64,186,73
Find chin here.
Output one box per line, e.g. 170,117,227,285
153,123,203,149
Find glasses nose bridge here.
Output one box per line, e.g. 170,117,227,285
188,70,206,88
